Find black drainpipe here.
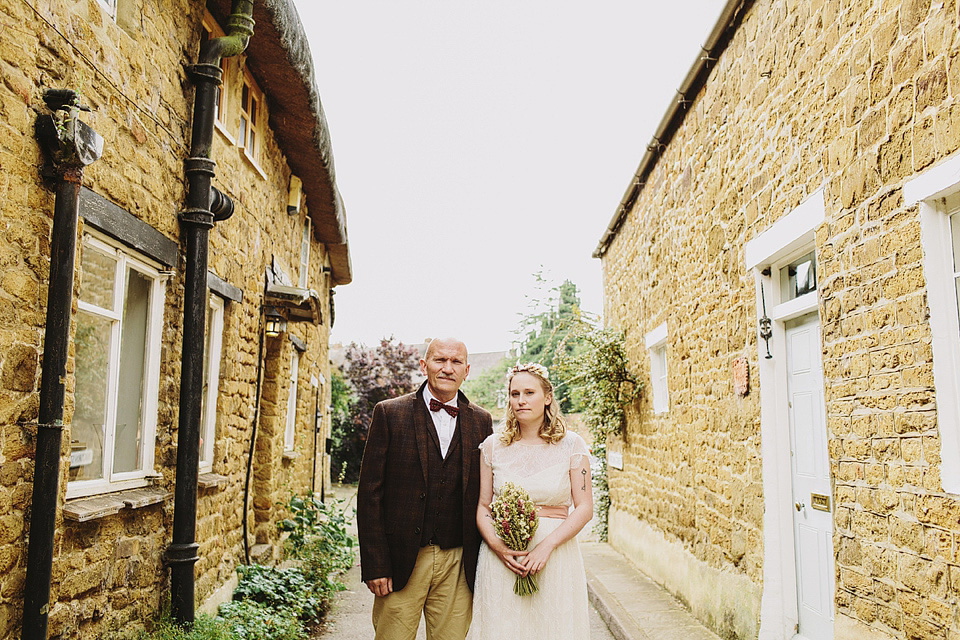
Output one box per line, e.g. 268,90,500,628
23,89,103,640
168,1,253,627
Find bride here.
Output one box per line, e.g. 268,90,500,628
468,363,592,639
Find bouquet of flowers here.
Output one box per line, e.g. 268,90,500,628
490,481,539,596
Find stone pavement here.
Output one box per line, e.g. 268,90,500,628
319,485,718,640
582,541,721,640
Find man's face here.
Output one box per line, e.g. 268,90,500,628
420,340,470,403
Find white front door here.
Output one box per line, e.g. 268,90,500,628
785,313,834,640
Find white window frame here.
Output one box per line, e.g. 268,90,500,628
97,0,118,20
905,154,960,494
68,232,165,499
239,69,265,174
299,217,311,289
202,13,234,141
199,293,225,473
644,322,669,414
284,349,300,452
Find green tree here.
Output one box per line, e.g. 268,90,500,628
330,337,419,482
461,354,513,416
328,370,356,480
513,275,593,411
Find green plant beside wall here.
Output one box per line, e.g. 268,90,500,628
556,328,640,540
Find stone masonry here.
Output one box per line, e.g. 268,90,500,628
0,0,346,637
599,1,960,639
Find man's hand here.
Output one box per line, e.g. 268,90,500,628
366,577,394,597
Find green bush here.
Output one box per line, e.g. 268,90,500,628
232,564,325,621
278,492,355,577
216,601,305,640
131,607,302,640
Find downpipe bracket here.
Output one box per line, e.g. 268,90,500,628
187,63,223,85
178,208,214,229
165,542,200,566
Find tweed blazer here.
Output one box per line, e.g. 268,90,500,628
357,383,493,592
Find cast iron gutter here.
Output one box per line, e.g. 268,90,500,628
168,0,253,627
592,0,753,258
23,89,103,640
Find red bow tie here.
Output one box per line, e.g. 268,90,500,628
429,398,459,417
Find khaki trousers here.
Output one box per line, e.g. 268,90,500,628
372,545,472,640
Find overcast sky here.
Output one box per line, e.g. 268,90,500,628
294,2,724,354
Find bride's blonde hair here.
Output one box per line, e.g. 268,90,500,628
500,363,566,445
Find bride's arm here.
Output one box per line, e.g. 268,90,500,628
521,456,593,576
476,456,528,576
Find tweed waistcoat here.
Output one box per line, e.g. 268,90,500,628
419,421,464,548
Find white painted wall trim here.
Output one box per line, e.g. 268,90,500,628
905,157,960,494
745,189,827,640
745,189,825,271
644,322,668,347
904,152,960,206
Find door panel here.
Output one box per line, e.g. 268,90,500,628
786,314,834,640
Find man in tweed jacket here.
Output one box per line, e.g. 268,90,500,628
358,338,493,640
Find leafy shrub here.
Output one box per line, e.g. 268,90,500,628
232,564,324,621
216,601,305,640
278,492,355,575
275,491,356,617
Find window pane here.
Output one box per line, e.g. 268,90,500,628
250,95,257,126
299,219,310,288
72,310,112,482
951,213,960,271
242,84,249,112
780,251,817,301
80,246,117,309
113,270,150,474
200,296,221,467
248,129,256,155
285,351,299,450
955,276,960,330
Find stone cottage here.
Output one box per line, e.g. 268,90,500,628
0,0,350,636
594,0,960,639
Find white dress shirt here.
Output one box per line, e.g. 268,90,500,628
423,386,458,458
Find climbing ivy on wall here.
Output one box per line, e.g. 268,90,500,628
556,328,640,540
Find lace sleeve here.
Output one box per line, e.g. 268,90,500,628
567,432,590,469
479,436,495,467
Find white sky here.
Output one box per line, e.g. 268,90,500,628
294,2,724,353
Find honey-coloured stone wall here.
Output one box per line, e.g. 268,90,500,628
600,1,960,638
0,0,341,637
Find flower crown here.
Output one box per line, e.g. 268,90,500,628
507,362,549,380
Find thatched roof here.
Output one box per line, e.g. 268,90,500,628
209,0,352,285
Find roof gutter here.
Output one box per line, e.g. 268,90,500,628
593,0,753,258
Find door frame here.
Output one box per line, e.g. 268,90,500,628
745,189,829,640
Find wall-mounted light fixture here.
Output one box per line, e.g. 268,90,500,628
287,175,302,215
264,306,287,338
759,268,773,359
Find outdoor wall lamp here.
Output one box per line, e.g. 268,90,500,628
759,268,773,359
264,306,287,338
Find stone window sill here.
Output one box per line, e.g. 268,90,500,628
282,450,299,462
198,472,228,490
242,148,267,180
63,486,171,523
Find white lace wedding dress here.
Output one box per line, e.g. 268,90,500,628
468,431,591,639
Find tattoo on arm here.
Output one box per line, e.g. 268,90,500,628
581,468,587,491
